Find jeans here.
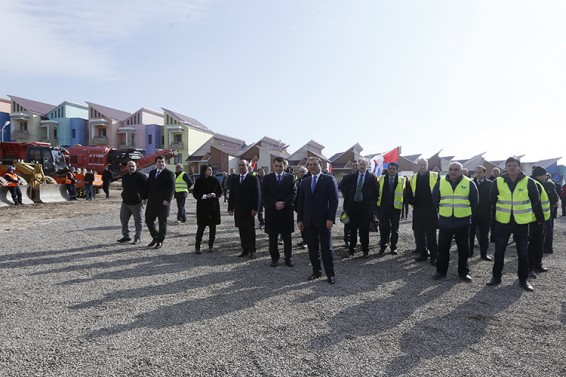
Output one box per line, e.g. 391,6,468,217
120,202,144,239
175,192,187,222
84,184,94,200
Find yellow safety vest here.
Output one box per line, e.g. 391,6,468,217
378,175,406,209
439,176,472,218
495,176,532,224
533,180,550,221
175,172,189,192
410,171,439,196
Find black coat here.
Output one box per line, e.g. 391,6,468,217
405,172,439,229
193,176,222,226
297,173,339,227
473,177,493,219
228,173,260,227
144,168,175,216
342,171,379,216
262,172,296,234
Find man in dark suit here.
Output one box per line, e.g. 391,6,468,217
228,159,261,259
297,157,339,284
470,165,493,261
338,161,358,248
144,155,175,249
377,162,406,254
263,156,297,267
342,158,379,258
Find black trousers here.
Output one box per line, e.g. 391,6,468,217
269,231,292,262
527,222,545,271
437,226,470,276
379,208,401,249
8,186,23,204
414,227,438,259
492,222,529,282
238,225,256,255
175,193,187,222
470,215,490,256
305,224,334,278
145,205,169,243
348,202,371,253
196,225,216,249
102,182,110,198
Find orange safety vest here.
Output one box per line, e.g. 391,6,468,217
4,173,19,187
65,172,76,185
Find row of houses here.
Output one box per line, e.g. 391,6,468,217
1,95,564,183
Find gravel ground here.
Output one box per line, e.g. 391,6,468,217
1,191,565,376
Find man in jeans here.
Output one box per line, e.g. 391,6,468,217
118,161,148,245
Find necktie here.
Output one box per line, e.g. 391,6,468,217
240,174,244,184
354,173,364,202
277,174,281,183
311,175,317,193
155,170,161,179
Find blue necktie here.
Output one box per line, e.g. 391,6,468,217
277,174,281,184
311,175,317,193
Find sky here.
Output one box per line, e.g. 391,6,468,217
1,0,565,165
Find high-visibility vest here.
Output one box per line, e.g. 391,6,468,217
175,172,189,193
65,172,75,185
495,176,532,224
377,175,406,209
439,176,472,218
4,173,19,187
410,171,439,196
533,180,551,221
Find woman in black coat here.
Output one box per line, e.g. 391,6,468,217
192,164,222,253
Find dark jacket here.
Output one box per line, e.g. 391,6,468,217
121,171,148,205
84,172,95,185
262,172,297,234
342,170,379,216
489,172,544,224
193,176,222,226
228,173,260,227
405,171,439,230
297,172,339,227
432,175,478,229
144,168,175,214
473,177,493,219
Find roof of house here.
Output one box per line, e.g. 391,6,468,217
9,95,56,115
86,101,131,121
162,108,214,134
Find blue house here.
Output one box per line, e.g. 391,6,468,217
46,101,89,147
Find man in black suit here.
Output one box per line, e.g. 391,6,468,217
338,161,358,248
228,159,261,259
263,156,297,267
144,155,175,249
377,162,406,254
470,165,493,261
297,157,339,284
342,158,379,258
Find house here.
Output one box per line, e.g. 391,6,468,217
86,101,131,148
45,101,89,147
239,136,290,173
187,133,246,175
287,140,330,173
8,95,55,143
121,108,164,154
0,98,11,142
328,143,363,181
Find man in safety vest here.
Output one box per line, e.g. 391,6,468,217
431,161,478,282
377,162,406,255
526,166,551,278
486,157,544,292
405,158,440,265
174,163,194,224
3,166,23,205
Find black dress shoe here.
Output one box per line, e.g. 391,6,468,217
432,272,447,280
131,238,141,245
147,240,157,247
414,255,428,262
285,259,294,267
249,253,256,259
528,271,537,279
154,243,162,249
534,266,548,273
379,247,386,254
520,280,534,292
237,252,248,257
118,237,132,243
486,277,501,286
195,248,202,255
459,274,472,283
480,255,493,261
390,249,398,255
270,261,278,267
362,252,369,259
308,273,322,281
328,276,336,284
207,247,214,253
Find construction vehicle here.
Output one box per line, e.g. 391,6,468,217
0,160,67,204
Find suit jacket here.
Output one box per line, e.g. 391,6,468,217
297,172,339,228
263,172,297,234
145,168,175,215
473,177,493,219
228,173,260,227
342,171,379,215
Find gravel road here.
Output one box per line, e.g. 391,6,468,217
1,191,565,376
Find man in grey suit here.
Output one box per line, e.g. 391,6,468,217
297,157,339,284
144,155,175,249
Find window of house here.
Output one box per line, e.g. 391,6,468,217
99,128,106,137
72,129,76,138
54,129,58,138
20,121,28,131
148,134,153,144
174,134,182,143
174,154,183,164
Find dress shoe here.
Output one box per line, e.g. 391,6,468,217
308,273,322,281
195,248,202,255
154,243,162,249
131,238,141,245
207,247,214,253
414,255,429,262
390,249,398,255
430,258,437,266
486,277,501,286
147,240,157,247
534,266,548,273
237,252,248,258
519,280,534,292
480,255,493,261
285,259,294,267
528,271,537,279
118,237,132,243
249,253,256,259
543,249,553,254
459,274,472,283
327,276,336,284
270,261,278,267
362,252,369,259
432,272,447,280
379,247,386,254
469,250,474,257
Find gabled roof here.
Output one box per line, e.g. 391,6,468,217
56,100,88,110
162,108,214,134
211,144,245,156
86,101,131,121
9,95,56,115
401,154,421,162
213,133,246,147
329,143,363,163
532,157,561,169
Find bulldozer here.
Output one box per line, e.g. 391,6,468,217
0,161,67,205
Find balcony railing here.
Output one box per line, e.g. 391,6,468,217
169,142,184,149
10,112,30,121
92,136,108,145
40,120,59,127
90,118,108,126
12,129,30,139
41,137,59,145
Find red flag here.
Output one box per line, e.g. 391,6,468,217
383,147,399,163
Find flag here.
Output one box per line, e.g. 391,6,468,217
369,147,400,176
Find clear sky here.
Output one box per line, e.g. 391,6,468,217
1,0,565,164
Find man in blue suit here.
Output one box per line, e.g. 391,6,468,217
297,157,339,284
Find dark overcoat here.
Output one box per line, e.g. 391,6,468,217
262,172,296,234
228,173,260,227
193,176,222,226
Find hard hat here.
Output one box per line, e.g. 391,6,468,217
339,211,350,224
7,165,14,171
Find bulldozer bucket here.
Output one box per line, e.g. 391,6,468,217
32,184,69,203
0,187,11,206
